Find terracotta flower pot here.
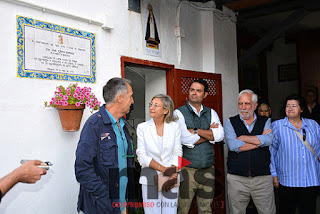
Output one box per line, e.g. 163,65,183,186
56,104,85,132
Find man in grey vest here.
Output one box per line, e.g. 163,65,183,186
175,79,224,214
224,89,275,214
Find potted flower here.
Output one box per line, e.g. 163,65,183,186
45,83,100,132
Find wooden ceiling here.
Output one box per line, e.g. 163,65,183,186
224,0,278,11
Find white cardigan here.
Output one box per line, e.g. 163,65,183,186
136,119,182,185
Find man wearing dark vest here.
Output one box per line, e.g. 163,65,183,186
224,89,275,214
174,79,224,214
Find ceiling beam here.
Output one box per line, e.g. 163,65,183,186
188,0,213,2
238,0,320,21
225,0,276,11
238,8,309,67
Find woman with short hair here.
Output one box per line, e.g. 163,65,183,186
270,94,320,214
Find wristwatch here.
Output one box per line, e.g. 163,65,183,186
193,128,198,134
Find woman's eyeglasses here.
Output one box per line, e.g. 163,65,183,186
148,103,164,108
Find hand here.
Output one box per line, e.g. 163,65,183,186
188,129,194,134
237,135,245,141
210,122,219,128
163,166,177,177
15,160,47,183
194,137,207,145
273,176,279,188
262,128,272,135
162,177,177,192
169,172,178,180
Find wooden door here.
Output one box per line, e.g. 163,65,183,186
172,69,225,214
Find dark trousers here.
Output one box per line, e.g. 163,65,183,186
279,184,318,214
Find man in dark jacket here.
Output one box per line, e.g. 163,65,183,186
224,89,275,214
305,89,320,125
75,78,135,214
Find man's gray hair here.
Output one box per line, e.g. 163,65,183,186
238,89,258,104
103,77,131,104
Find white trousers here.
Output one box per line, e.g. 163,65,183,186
142,184,179,214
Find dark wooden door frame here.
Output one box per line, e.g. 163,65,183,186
121,56,175,98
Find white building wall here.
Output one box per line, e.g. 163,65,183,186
0,0,238,213
178,3,203,70
212,7,238,121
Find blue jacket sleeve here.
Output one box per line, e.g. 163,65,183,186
75,121,108,197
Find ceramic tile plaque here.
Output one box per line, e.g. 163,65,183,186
17,16,96,83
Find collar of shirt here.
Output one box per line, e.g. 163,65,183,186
308,105,313,113
188,102,203,117
239,113,257,132
283,116,308,131
105,108,125,129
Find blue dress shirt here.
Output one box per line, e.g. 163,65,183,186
106,109,128,211
225,114,273,152
270,117,320,187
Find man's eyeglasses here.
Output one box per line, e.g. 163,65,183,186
302,129,306,141
259,109,269,113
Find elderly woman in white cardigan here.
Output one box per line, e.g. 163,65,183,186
137,94,182,214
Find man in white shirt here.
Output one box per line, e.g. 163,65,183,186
174,79,224,214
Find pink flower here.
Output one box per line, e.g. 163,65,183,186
46,84,100,111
